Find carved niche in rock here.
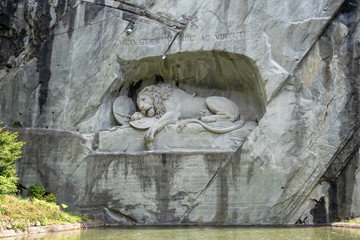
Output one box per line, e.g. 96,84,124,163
128,84,245,149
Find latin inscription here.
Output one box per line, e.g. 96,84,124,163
120,31,245,47
139,36,173,46
215,31,245,40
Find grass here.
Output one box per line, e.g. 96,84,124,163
345,217,360,223
0,195,91,230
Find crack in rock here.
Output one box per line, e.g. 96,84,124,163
82,0,185,30
280,124,360,223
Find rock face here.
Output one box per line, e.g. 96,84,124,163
1,0,360,224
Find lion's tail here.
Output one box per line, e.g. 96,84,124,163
181,117,245,133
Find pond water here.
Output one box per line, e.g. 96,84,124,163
4,226,360,240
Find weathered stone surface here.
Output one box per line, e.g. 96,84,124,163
1,0,360,225
1,0,342,132
99,121,256,152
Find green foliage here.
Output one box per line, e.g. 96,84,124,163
28,182,46,199
0,125,25,195
344,217,360,223
28,182,57,203
0,126,92,230
12,221,28,230
44,192,57,203
0,195,90,230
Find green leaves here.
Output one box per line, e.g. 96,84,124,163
28,182,46,200
0,125,25,195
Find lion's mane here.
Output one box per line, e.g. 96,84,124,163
137,84,173,117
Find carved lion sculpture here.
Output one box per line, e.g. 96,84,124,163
130,84,244,147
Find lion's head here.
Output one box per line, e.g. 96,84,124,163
137,84,173,118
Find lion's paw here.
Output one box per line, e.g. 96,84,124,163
177,122,187,132
144,127,155,142
131,112,144,121
146,141,153,150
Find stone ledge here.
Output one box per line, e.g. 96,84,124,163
331,222,360,228
0,221,105,238
98,121,256,152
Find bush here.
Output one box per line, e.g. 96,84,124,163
44,192,57,203
28,182,57,203
0,125,25,195
0,195,89,229
28,182,45,199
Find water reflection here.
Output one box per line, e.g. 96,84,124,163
3,226,360,240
